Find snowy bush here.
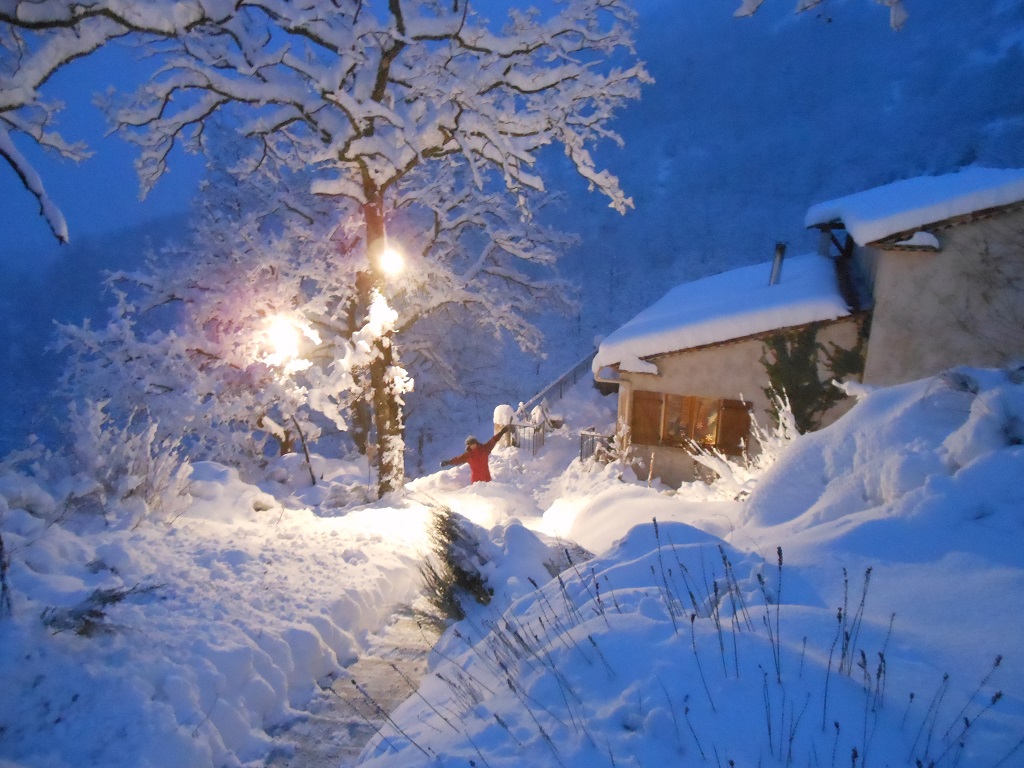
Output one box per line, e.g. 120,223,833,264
688,390,800,500
62,400,193,526
419,507,493,628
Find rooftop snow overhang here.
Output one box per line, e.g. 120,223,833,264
593,253,850,374
805,167,1024,247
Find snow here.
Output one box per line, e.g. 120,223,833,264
592,252,850,375
894,231,941,249
805,166,1024,246
2,9,1024,760
4,367,1024,767
356,368,1024,768
0,454,431,768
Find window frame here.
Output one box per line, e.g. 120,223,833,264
629,390,751,455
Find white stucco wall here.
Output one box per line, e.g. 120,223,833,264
861,208,1024,386
617,316,864,487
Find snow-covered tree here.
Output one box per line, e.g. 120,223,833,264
93,0,650,495
1,0,909,250
55,200,375,477
58,136,577,479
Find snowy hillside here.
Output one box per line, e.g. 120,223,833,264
2,4,1024,762
349,367,1024,768
2,365,1023,767
558,0,1024,346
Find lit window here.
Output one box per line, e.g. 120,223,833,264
630,392,750,455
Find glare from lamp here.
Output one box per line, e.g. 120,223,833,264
266,315,300,364
379,245,405,277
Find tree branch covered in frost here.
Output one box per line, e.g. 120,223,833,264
55,142,576,472
0,0,211,241
0,18,121,242
53,151,363,468
390,158,578,392
2,0,907,243
735,0,908,30
102,0,651,212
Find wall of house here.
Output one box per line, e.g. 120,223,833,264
618,315,864,487
861,208,1024,386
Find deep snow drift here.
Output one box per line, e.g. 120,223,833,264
354,367,1024,767
2,366,1023,767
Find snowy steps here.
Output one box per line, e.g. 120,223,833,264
266,612,432,767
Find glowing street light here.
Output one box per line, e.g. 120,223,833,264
378,243,405,278
266,315,300,362
263,315,319,371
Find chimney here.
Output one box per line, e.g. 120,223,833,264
769,242,786,286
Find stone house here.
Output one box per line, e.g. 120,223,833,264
594,166,1024,487
805,166,1024,386
592,251,866,487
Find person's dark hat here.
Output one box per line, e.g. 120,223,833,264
466,436,480,447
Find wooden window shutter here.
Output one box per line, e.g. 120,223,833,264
691,397,720,448
631,390,663,445
716,399,752,456
662,394,691,447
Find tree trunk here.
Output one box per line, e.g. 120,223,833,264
344,288,373,457
362,197,406,497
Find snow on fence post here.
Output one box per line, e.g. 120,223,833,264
507,349,601,459
494,404,515,447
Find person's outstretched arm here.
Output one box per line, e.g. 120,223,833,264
441,450,469,468
482,424,511,455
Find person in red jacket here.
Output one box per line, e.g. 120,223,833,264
440,424,511,483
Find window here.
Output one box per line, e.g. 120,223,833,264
631,390,663,446
630,392,751,455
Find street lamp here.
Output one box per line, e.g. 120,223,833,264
266,315,300,363
378,242,405,278
263,314,319,371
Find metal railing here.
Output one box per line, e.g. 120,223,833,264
504,348,619,461
508,422,546,457
518,349,598,415
579,429,614,463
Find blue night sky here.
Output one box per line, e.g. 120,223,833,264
1,44,205,263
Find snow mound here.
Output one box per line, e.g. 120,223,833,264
0,462,430,768
741,367,1024,566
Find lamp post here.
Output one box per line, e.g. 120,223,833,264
363,198,407,497
262,315,318,372
265,315,300,366
378,243,405,279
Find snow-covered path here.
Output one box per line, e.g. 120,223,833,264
262,389,622,765
266,612,431,768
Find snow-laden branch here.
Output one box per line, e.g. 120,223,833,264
106,0,650,212
0,123,68,241
736,0,908,30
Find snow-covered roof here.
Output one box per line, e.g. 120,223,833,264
593,252,850,375
805,166,1024,246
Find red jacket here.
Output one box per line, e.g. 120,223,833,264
444,429,506,482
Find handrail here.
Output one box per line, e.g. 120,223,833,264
579,428,613,463
517,349,598,415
